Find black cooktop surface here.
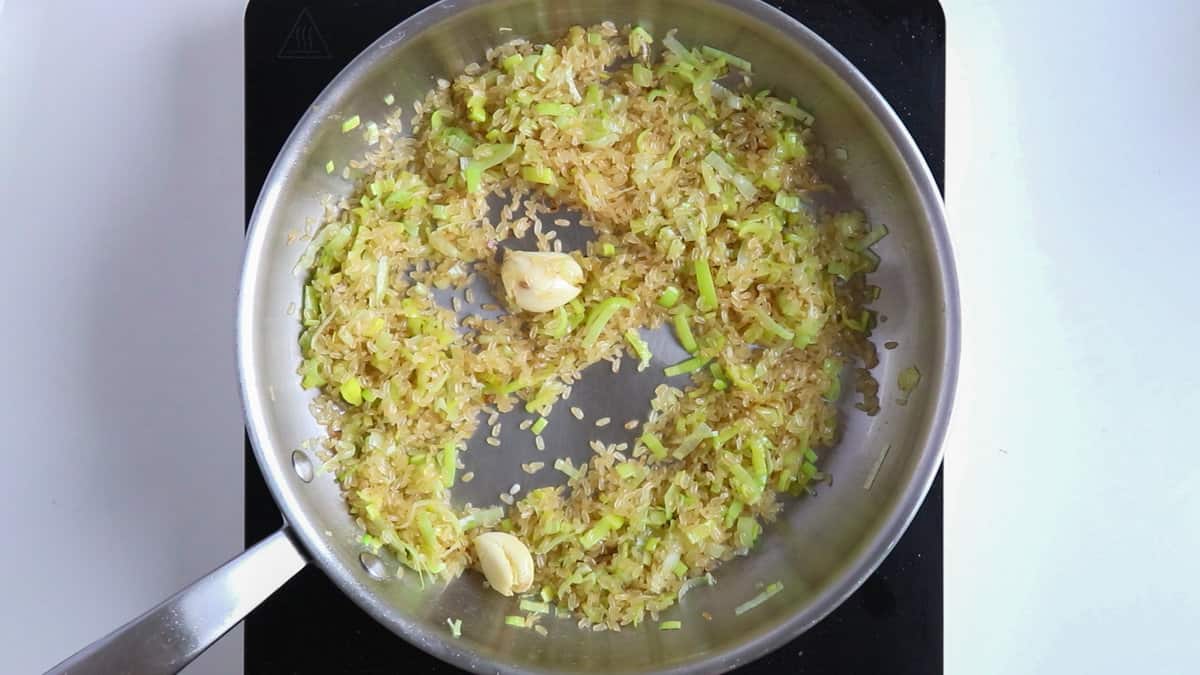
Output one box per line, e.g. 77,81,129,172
245,2,944,673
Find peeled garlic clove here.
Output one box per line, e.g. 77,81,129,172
473,531,534,596
501,250,584,313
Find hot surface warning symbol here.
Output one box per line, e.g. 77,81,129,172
277,8,331,60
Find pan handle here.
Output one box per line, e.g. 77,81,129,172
46,527,307,675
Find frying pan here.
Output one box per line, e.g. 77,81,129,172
49,0,958,672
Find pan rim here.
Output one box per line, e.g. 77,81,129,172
237,0,959,672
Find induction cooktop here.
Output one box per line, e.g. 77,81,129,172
244,2,944,672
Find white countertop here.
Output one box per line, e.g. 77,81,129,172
1,1,1196,673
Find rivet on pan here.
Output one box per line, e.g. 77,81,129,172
359,552,388,580
291,450,314,483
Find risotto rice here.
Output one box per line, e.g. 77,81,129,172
296,23,882,629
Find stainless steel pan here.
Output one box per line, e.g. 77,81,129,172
50,0,958,672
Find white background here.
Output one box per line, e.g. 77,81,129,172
1,1,1197,673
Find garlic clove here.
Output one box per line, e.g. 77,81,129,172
473,531,534,596
500,250,584,313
